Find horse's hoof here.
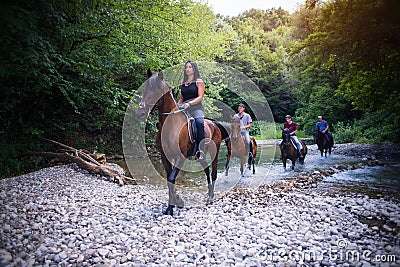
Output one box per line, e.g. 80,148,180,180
176,195,184,209
163,206,174,216
206,199,214,205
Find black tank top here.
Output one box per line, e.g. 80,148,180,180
180,80,204,116
181,81,198,101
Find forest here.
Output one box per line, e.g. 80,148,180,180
1,0,399,178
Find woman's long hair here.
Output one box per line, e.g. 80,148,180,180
183,60,201,83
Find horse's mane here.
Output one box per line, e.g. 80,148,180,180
232,114,241,121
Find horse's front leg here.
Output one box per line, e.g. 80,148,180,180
200,158,214,205
225,152,231,176
247,153,252,170
164,159,184,216
240,157,245,176
206,150,220,205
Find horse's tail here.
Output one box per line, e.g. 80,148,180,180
214,121,230,144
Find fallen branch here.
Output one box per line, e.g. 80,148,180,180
42,138,101,166
39,138,135,185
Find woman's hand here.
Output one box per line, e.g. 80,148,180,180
183,103,190,109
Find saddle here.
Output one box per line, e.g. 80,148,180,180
186,117,210,158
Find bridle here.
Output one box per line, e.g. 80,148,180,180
138,76,183,116
231,115,241,140
282,129,291,146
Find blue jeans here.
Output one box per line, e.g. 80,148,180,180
240,130,251,144
195,117,205,152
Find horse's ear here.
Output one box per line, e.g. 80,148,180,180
158,71,164,81
147,69,152,79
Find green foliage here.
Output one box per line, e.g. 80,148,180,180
291,0,400,144
333,122,355,144
0,0,232,177
221,8,301,121
334,110,400,144
250,121,277,140
1,0,399,178
295,83,353,135
0,143,21,179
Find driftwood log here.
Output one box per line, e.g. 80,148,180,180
39,138,134,186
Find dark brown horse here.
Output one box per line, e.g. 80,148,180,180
135,71,229,216
314,127,332,157
280,128,307,170
225,114,257,176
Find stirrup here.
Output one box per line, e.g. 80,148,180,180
195,150,205,161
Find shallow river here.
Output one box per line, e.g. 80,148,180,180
116,142,400,203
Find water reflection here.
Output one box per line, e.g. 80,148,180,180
115,143,400,202
120,143,279,190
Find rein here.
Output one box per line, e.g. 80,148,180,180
155,81,196,144
157,82,184,115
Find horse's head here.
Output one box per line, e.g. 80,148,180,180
231,114,241,140
313,127,319,143
282,128,291,145
135,70,168,121
314,126,326,143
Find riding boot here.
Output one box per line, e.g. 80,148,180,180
195,117,205,160
197,141,205,161
297,147,304,159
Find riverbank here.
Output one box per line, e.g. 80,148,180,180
0,143,399,266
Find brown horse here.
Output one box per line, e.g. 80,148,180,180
314,127,333,157
225,114,257,176
135,71,229,216
280,128,307,170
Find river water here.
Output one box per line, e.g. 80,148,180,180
116,142,400,203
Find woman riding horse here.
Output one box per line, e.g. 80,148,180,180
177,61,206,160
135,67,229,216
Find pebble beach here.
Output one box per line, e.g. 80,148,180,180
1,144,400,266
